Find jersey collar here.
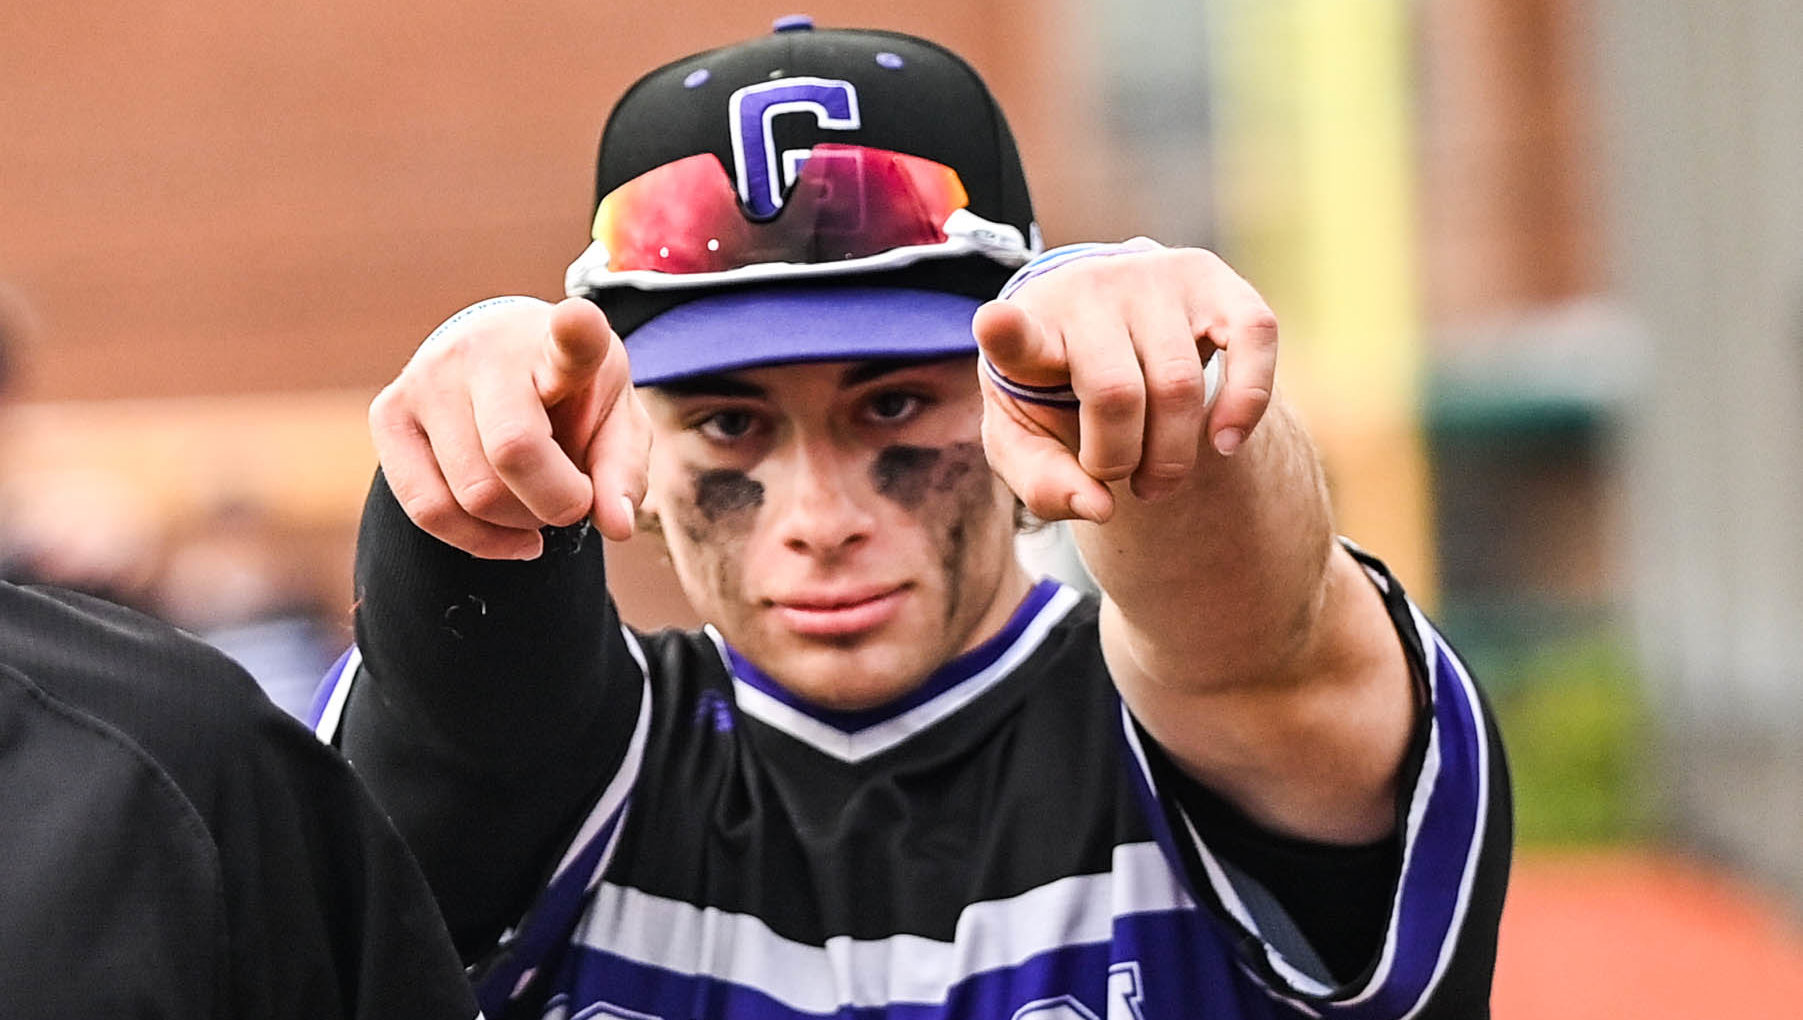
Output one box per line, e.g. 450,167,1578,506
709,579,1079,762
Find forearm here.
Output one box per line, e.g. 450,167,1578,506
342,469,639,958
1075,394,1336,691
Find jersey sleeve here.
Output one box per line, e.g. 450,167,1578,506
1122,543,1512,1018
321,470,651,964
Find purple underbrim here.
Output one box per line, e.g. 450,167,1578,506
624,287,983,385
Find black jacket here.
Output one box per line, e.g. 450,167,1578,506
0,582,477,1019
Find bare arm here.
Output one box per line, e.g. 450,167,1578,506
1080,400,1413,844
974,244,1414,844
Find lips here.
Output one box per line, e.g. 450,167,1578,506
769,585,908,638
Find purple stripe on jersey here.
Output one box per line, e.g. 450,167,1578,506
723,579,1065,734
1325,637,1487,1018
305,646,355,729
1118,623,1489,1016
549,908,1291,1020
476,799,631,1017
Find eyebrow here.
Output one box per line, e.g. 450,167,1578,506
653,356,968,398
839,356,962,387
653,374,766,398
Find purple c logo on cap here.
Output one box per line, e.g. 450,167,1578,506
728,78,862,218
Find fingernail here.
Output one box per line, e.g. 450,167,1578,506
1134,477,1172,502
1213,428,1244,457
1069,490,1107,522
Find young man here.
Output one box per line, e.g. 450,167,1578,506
0,581,478,1017
318,21,1510,1020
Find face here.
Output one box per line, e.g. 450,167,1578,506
640,356,1031,711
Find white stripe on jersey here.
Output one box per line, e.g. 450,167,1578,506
550,627,654,888
711,585,1083,763
312,645,360,742
1122,598,1492,1018
1395,604,1491,1020
571,841,1194,1014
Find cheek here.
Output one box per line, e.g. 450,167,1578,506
870,442,986,512
871,441,1005,566
663,466,765,600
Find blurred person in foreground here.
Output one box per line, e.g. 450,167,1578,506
0,295,476,1015
315,21,1511,1020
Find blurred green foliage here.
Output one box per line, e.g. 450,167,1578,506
1462,622,1657,846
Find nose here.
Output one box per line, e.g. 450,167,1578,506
774,437,877,558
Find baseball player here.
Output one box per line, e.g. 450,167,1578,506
316,21,1510,1020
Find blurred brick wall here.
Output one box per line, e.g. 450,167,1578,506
0,1,1075,402
1419,0,1606,330
0,2,1085,627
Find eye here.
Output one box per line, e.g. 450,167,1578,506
864,391,925,424
696,409,760,442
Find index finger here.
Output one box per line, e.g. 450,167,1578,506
470,364,595,528
535,297,615,407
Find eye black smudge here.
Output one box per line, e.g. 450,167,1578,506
693,469,764,522
871,445,941,510
675,468,758,605
872,441,997,623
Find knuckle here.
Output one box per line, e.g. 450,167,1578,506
1081,455,1137,482
1244,307,1280,338
1137,456,1194,483
398,489,458,534
1019,483,1073,521
482,421,547,472
1235,383,1275,407
544,496,590,528
1081,372,1145,419
1174,247,1222,275
450,473,513,518
1143,358,1207,407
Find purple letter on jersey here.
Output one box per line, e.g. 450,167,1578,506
728,77,862,218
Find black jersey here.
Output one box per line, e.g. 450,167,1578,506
328,476,1509,1020
0,581,478,1019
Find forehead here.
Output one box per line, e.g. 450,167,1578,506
646,355,976,400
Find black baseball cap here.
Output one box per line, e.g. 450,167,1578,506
563,17,1041,384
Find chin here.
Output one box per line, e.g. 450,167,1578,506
757,632,939,712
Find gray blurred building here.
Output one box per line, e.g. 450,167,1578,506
1595,0,1803,903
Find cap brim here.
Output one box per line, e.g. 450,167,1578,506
624,286,981,386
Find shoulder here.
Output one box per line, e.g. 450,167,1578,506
0,582,327,822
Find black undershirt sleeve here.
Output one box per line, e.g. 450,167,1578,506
339,470,642,962
1144,544,1510,998
1137,545,1425,985
1162,764,1403,984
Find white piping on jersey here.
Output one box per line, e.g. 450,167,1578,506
706,584,1084,763
1393,605,1491,1020
1120,601,1491,1019
548,626,654,888
1118,706,1328,1015
570,841,1194,1013
311,645,360,742
1331,604,1489,1018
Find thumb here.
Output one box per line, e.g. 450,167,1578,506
972,300,1068,390
535,297,616,406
